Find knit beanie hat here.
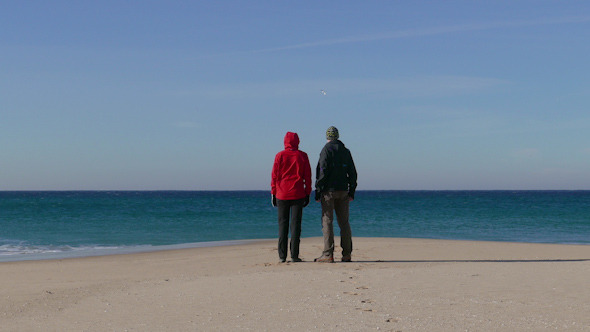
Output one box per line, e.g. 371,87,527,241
326,126,339,140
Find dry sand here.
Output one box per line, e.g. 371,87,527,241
1,237,590,331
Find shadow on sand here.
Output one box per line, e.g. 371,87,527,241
346,259,590,263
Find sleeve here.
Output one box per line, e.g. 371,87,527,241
346,150,358,198
315,147,328,193
271,153,280,195
303,153,312,196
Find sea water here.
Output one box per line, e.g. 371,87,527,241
1,191,589,261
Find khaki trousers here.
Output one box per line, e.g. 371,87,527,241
320,191,353,257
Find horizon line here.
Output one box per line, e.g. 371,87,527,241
2,189,589,192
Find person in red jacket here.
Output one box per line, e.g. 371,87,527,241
271,132,312,263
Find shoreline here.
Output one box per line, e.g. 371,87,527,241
2,237,590,331
2,236,590,263
0,239,268,263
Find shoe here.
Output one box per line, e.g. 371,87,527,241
314,255,334,263
342,256,352,262
291,258,302,262
279,258,286,263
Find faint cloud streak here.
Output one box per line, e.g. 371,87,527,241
173,121,200,129
251,16,590,53
513,148,540,159
178,76,509,99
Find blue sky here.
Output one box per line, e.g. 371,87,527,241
2,1,589,190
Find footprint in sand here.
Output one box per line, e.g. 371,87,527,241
343,291,359,295
355,308,373,312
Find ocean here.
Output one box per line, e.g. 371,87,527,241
1,191,589,261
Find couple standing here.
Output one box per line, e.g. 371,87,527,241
271,126,358,263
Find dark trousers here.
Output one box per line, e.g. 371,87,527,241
277,198,304,260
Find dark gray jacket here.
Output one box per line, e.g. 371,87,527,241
315,140,357,199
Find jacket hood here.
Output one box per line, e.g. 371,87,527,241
284,132,300,150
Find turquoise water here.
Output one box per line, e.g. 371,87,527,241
1,191,589,261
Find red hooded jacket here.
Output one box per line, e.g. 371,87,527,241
271,132,312,200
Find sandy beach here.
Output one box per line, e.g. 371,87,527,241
1,237,589,331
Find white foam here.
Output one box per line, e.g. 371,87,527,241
0,239,265,262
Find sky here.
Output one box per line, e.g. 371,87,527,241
1,1,589,190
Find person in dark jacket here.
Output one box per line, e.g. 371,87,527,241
271,132,312,263
314,126,357,263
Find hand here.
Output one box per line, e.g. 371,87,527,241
314,191,320,202
303,195,310,207
271,195,277,207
